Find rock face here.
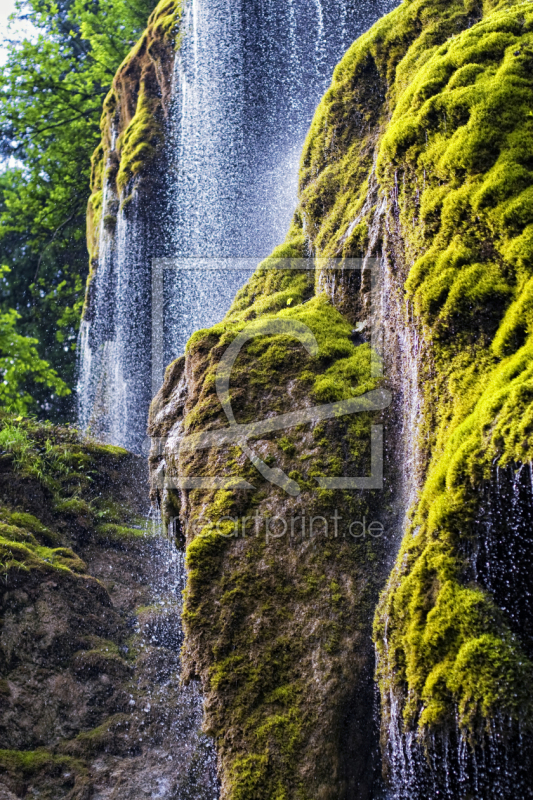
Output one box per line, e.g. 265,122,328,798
0,416,216,799
148,0,533,797
149,283,401,799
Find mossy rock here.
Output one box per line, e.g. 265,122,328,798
85,0,182,267
0,749,88,798
150,162,393,800
281,0,533,753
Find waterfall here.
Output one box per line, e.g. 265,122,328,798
96,509,219,799
78,188,161,452
472,463,533,650
381,712,533,800
78,0,396,453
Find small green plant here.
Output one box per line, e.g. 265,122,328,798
0,553,11,583
0,423,41,474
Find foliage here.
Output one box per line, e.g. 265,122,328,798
0,0,158,419
0,267,70,414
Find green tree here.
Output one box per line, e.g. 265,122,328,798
0,266,70,413
0,0,157,420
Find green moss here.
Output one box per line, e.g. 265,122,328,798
0,748,84,777
66,713,132,756
93,497,135,525
0,523,38,546
276,0,533,739
278,437,296,457
0,536,87,576
0,416,150,793
163,201,387,800
312,344,374,403
0,416,116,497
0,423,43,478
54,497,94,517
10,512,47,535
8,512,61,546
72,646,132,679
95,522,147,544
0,415,145,589
147,0,533,789
370,0,533,735
116,88,161,195
83,441,129,459
0,748,88,799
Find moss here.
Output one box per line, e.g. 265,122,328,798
0,415,151,797
0,415,145,584
0,536,87,577
72,647,133,679
267,0,533,740
95,522,148,544
83,441,129,459
93,497,137,524
65,713,132,756
8,512,59,546
278,437,296,457
0,523,38,546
115,89,161,195
0,748,84,776
370,0,533,736
0,416,119,496
0,748,88,798
54,497,94,518
148,0,533,789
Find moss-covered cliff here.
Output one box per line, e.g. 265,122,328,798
85,0,181,294
149,231,397,798
0,416,214,799
294,0,533,729
149,0,533,796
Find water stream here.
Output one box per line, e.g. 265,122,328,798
87,510,219,799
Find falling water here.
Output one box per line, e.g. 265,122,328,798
78,180,166,451
378,437,533,795
78,0,397,453
471,462,533,650
381,710,533,800
86,509,218,799
74,2,533,797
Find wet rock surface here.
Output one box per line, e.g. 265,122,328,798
0,418,217,799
